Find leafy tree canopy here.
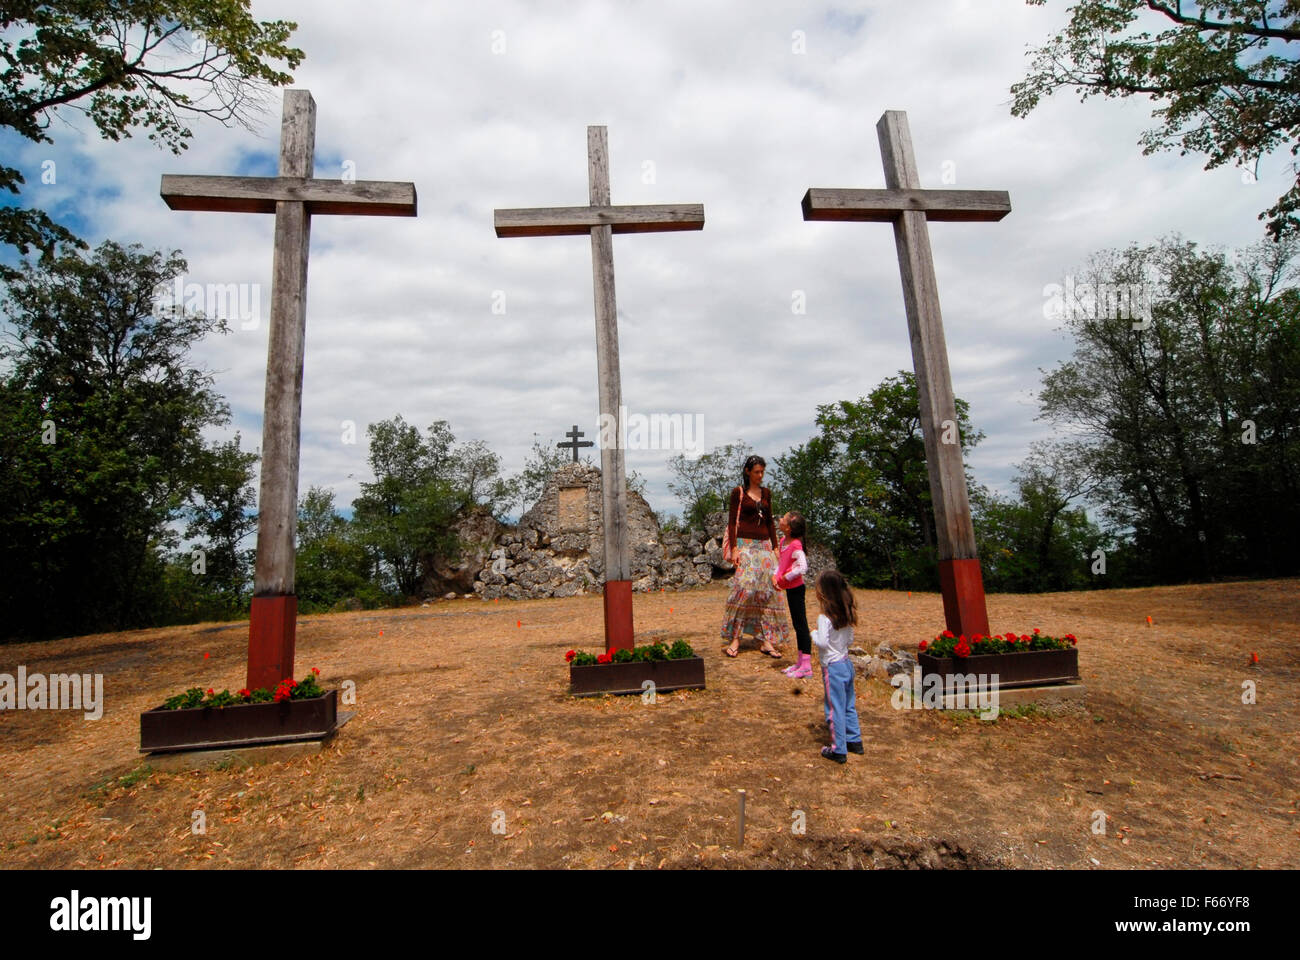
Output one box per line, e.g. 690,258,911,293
1013,1,1300,239
0,1,303,271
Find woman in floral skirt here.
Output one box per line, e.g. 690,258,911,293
720,455,792,658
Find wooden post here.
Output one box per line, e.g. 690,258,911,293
801,110,1013,638
591,128,635,653
494,126,704,652
161,90,417,691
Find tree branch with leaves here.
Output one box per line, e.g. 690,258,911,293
0,1,303,271
1012,1,1300,239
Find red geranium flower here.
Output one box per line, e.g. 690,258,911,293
919,640,928,652
565,649,576,663
954,640,971,658
1020,634,1031,642
942,630,955,639
206,688,214,695
311,667,320,676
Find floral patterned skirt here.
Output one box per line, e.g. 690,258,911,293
720,538,793,647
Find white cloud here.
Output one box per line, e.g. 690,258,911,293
8,0,1281,520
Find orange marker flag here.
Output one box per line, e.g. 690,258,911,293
1251,651,1259,664
517,620,522,628
1146,616,1152,626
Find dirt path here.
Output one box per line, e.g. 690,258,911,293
1,579,1296,868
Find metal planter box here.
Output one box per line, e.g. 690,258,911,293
140,689,339,753
569,656,706,696
918,648,1079,690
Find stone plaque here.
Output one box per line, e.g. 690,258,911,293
558,486,588,533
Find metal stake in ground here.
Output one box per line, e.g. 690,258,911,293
161,89,417,691
738,789,747,847
495,126,705,651
801,110,1011,638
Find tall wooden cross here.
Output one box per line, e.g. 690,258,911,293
161,89,417,691
801,110,1012,638
495,126,704,651
557,424,595,463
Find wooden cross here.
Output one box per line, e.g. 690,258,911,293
557,424,595,463
161,89,417,691
801,110,1011,638
495,126,704,651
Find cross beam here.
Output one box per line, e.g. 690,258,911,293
802,188,1010,223
161,89,417,691
801,110,1011,639
495,126,705,651
162,175,416,217
495,204,704,237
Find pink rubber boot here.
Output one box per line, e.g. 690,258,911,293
784,653,813,679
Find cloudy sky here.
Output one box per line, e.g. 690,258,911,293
5,0,1287,522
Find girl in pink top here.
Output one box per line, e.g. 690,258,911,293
773,511,813,678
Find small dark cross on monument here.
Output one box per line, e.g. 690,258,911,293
801,110,1012,639
495,126,705,651
557,424,594,463
161,89,417,692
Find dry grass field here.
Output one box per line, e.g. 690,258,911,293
0,579,1296,869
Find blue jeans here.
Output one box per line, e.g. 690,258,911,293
822,660,860,754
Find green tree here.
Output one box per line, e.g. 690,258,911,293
1039,235,1300,580
770,372,982,590
1012,1,1300,239
350,417,520,599
182,433,258,614
351,416,460,598
0,240,237,638
450,438,515,517
295,485,384,613
972,440,1108,592
667,440,753,531
0,1,303,272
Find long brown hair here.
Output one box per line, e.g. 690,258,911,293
741,455,766,488
815,569,857,630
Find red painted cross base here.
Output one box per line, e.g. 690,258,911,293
247,595,297,693
602,579,635,653
937,558,990,639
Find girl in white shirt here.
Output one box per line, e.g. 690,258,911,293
812,570,862,763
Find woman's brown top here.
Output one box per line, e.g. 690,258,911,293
727,485,778,550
